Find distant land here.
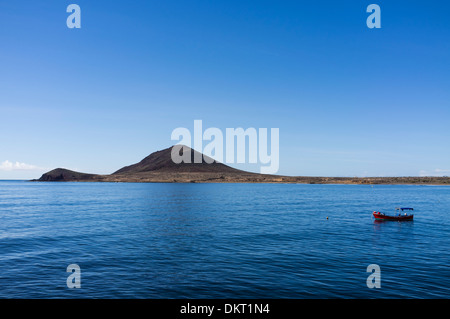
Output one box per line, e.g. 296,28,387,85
33,145,450,185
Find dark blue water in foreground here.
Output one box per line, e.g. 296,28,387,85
0,181,449,299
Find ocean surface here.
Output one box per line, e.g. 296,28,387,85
0,181,449,299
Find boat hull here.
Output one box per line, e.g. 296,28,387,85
373,212,413,221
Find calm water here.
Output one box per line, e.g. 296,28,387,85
0,181,449,299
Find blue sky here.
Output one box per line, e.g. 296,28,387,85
1,0,449,179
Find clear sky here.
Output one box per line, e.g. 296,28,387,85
1,0,449,179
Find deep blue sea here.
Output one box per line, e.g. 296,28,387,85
0,181,449,299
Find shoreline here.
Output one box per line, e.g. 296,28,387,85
28,181,450,186
30,173,450,186
30,146,450,186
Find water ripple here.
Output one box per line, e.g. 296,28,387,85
0,182,449,298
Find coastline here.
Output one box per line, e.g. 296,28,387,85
30,146,450,186
31,172,450,186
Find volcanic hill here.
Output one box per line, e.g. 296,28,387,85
34,145,450,185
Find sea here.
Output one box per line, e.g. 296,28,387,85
0,181,449,299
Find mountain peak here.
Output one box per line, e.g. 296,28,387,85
112,145,241,175
35,145,244,182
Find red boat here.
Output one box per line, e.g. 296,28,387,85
373,208,414,221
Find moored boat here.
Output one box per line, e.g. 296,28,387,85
373,207,414,221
